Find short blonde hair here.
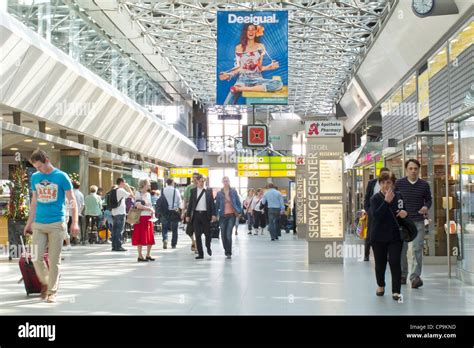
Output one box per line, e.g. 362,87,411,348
138,178,150,190
89,185,98,193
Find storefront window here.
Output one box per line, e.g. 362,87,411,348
404,139,417,160
402,74,417,100
428,45,448,79
385,153,403,179
381,100,391,118
417,135,456,256
449,21,474,62
390,88,402,110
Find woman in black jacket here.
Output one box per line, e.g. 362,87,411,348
369,172,407,301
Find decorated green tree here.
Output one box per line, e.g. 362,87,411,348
7,163,29,222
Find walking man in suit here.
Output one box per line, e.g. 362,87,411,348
186,174,217,260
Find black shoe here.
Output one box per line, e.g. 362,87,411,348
411,277,423,289
207,248,212,256
145,256,155,261
117,247,127,252
248,232,252,235
376,288,385,296
401,277,407,285
226,255,232,259
172,245,176,249
364,257,369,261
137,257,149,262
195,255,204,259
271,239,275,241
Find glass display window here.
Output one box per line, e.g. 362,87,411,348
449,20,474,62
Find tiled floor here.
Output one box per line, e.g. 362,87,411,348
0,225,473,315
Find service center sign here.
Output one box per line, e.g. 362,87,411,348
305,120,343,137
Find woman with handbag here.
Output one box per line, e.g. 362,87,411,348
131,179,156,262
251,189,266,235
215,177,243,259
368,172,407,301
243,188,255,235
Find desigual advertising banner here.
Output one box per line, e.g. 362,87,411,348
217,11,288,105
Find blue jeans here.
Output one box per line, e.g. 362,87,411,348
268,208,281,240
224,75,283,104
219,216,236,256
246,212,254,232
112,214,125,250
237,75,283,92
162,218,179,247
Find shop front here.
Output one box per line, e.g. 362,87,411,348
344,140,382,232
445,105,474,284
395,132,457,270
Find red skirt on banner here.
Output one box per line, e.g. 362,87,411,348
131,216,155,246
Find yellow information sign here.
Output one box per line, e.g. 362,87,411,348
237,170,271,177
237,156,296,177
269,156,296,163
237,163,270,170
170,167,209,178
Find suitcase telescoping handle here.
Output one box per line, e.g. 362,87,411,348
19,234,29,264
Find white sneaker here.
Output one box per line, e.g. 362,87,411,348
62,245,72,252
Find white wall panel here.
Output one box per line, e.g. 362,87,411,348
0,10,197,165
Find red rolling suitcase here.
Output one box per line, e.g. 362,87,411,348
19,236,49,296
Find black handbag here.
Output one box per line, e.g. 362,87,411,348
168,189,181,222
389,208,418,242
397,216,418,242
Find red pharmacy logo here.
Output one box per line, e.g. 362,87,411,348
308,123,319,136
296,157,305,165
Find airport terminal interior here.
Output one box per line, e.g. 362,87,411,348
0,0,473,316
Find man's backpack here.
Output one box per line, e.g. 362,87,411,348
106,188,122,210
155,195,169,218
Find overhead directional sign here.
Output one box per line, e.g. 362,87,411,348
237,156,295,177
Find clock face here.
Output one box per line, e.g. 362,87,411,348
412,0,434,16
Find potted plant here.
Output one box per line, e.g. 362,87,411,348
7,163,29,260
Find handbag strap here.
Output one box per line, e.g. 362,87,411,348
194,188,206,212
171,188,176,211
381,192,401,227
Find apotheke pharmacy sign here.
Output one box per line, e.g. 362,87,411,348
305,120,343,137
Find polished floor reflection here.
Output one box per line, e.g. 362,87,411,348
0,225,473,315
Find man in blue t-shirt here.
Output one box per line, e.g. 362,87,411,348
24,149,79,303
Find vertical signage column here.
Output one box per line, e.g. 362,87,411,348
295,156,307,239
305,121,345,264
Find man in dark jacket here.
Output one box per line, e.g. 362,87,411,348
396,159,432,289
363,167,391,261
186,174,217,260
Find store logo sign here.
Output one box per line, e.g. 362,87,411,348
305,120,343,137
228,13,279,25
296,156,305,166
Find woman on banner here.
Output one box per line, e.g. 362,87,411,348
219,23,282,101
